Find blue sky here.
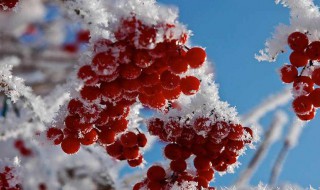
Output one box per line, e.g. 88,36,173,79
134,0,320,188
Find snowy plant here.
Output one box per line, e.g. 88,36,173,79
0,0,317,189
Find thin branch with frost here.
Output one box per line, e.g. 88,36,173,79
234,111,288,187
269,118,305,185
241,87,291,126
0,57,50,122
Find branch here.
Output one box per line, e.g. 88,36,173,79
269,118,305,185
234,111,288,187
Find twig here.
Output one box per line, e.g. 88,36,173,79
234,111,288,187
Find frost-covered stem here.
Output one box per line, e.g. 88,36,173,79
241,88,291,126
269,118,305,185
234,111,288,187
269,142,289,186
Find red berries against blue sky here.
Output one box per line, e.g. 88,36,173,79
289,51,308,67
186,47,207,68
287,32,308,52
180,76,200,95
292,95,313,115
306,41,320,61
279,65,298,83
281,32,320,121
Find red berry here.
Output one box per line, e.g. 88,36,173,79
170,159,187,173
61,137,80,154
139,73,160,87
100,81,122,99
80,129,98,145
160,71,180,90
134,50,153,68
63,43,78,53
180,76,200,95
227,140,245,152
228,124,244,141
243,127,254,144
106,141,123,158
77,30,90,43
292,95,313,115
195,176,209,188
123,146,140,160
194,117,211,134
279,65,298,83
162,87,181,100
168,56,188,74
92,52,117,74
109,118,128,133
287,32,308,52
309,88,320,107
120,78,141,92
77,65,98,85
128,155,143,167
147,93,166,109
289,51,309,67
137,133,147,147
306,41,320,60
138,26,157,47
147,118,164,136
80,85,101,102
214,162,228,172
297,108,316,121
98,129,116,145
47,128,64,145
120,64,142,80
133,181,145,190
14,139,24,149
197,168,214,181
164,143,182,160
141,84,162,96
193,156,211,171
164,120,182,139
99,68,120,82
120,132,138,147
210,121,231,140
67,99,83,115
293,76,314,96
147,165,166,182
186,47,206,68
312,67,320,86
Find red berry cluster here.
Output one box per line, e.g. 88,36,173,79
0,0,19,11
279,31,320,120
0,167,22,190
47,16,206,168
142,116,253,189
14,139,32,157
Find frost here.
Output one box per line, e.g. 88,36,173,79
256,0,320,62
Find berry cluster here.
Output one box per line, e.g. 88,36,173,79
140,115,253,189
47,16,205,168
0,0,19,11
133,165,216,190
14,140,32,157
0,167,22,190
279,31,320,120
